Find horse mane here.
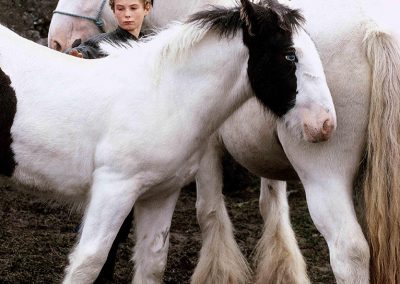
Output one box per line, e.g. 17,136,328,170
187,6,243,39
98,22,212,76
99,1,304,83
188,1,304,37
99,6,247,83
99,38,139,55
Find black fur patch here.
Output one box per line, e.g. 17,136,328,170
188,0,305,117
0,67,17,176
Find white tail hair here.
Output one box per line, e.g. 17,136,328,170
363,22,400,284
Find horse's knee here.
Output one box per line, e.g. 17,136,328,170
329,235,370,283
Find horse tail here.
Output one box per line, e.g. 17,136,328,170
363,23,400,284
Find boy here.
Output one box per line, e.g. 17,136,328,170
67,0,151,58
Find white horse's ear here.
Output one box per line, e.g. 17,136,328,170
240,0,256,36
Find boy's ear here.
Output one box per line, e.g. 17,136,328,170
145,2,152,13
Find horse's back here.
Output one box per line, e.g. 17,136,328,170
0,25,118,196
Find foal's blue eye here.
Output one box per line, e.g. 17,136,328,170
285,53,297,62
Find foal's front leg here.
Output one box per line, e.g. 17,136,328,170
132,189,181,284
63,171,140,284
255,178,309,284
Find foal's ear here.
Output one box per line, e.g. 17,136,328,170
261,0,305,32
240,0,257,36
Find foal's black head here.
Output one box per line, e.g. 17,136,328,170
189,0,304,117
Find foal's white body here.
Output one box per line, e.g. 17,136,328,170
46,0,400,283
2,21,254,282
1,2,337,281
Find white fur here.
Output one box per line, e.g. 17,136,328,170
45,0,338,283
196,0,400,283
1,19,253,283
97,12,338,284
45,0,400,283
193,27,337,284
2,1,336,282
255,179,309,284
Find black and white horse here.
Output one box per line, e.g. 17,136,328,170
0,0,335,282
48,0,400,283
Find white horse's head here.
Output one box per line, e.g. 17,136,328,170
47,0,206,52
196,0,306,118
233,0,336,143
282,28,337,143
48,0,117,51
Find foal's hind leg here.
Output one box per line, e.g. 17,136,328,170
254,178,309,284
63,172,140,284
132,189,180,284
192,136,251,284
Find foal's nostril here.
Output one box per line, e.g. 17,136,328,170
71,39,82,48
322,119,334,137
52,40,62,51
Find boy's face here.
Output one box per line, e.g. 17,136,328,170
113,0,150,36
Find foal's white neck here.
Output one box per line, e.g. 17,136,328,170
151,31,251,141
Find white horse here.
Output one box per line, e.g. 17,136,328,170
48,0,194,51
0,0,335,282
195,0,400,284
48,0,400,283
49,0,287,52
48,0,117,51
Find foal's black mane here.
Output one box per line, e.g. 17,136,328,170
188,6,242,38
187,0,304,39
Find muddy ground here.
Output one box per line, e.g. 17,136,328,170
0,0,334,283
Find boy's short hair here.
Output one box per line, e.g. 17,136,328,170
109,0,152,11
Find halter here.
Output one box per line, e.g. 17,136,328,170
53,0,108,33
53,0,155,34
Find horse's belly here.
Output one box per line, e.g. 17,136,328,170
220,99,298,180
137,148,206,200
10,136,94,199
12,159,92,199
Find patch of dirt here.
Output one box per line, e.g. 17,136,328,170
0,0,56,45
0,1,335,283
